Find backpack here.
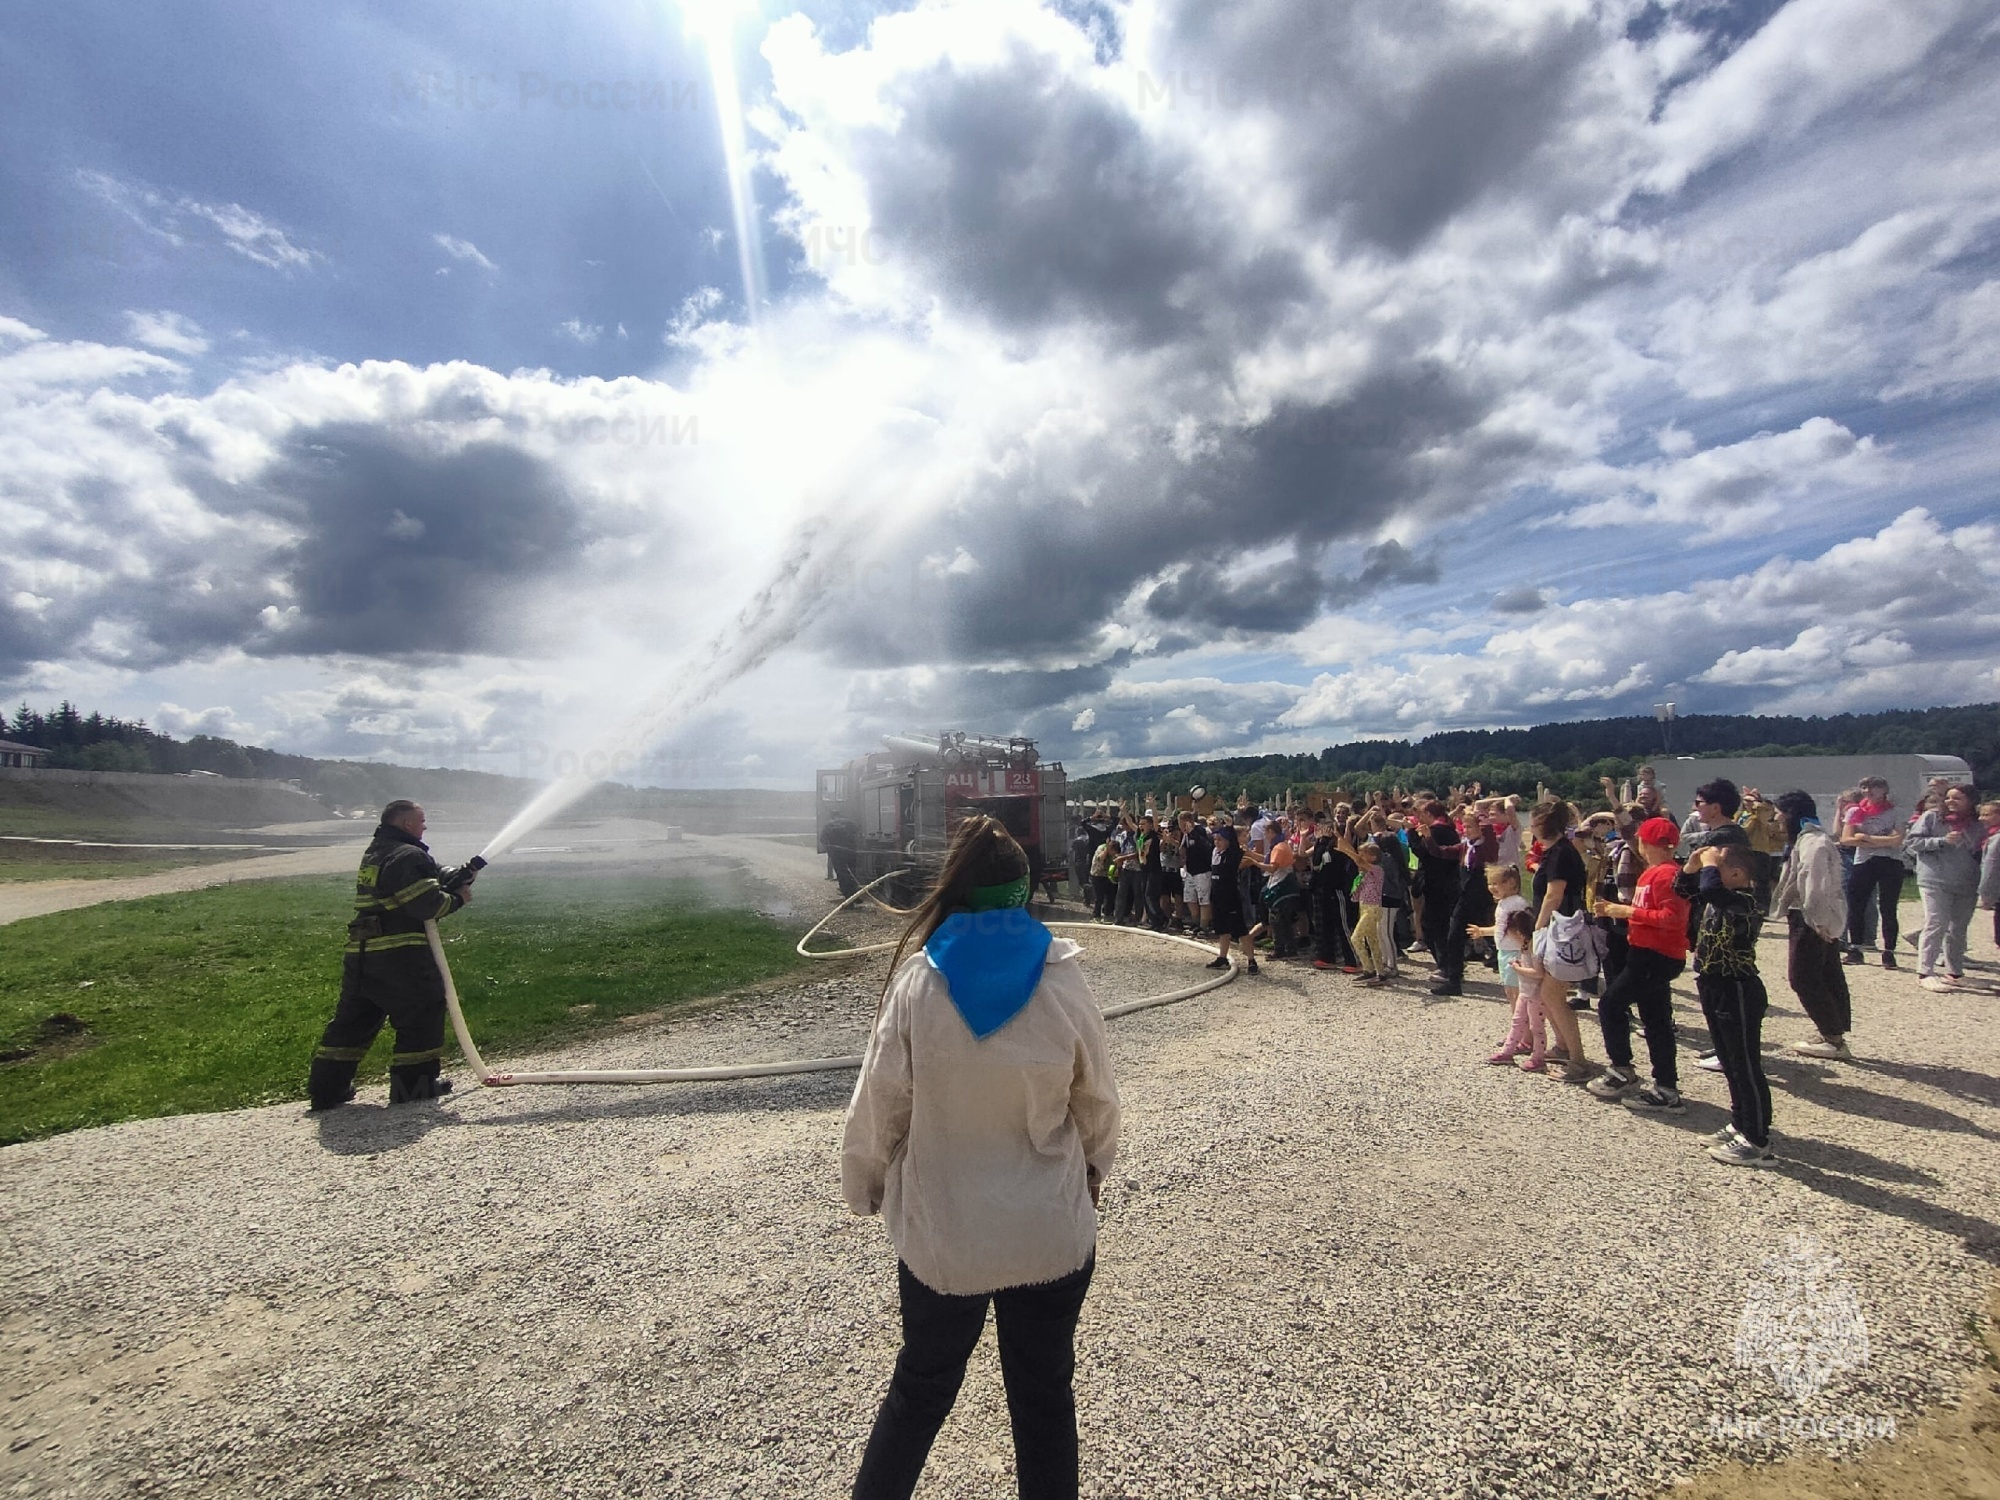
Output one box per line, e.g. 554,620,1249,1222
1534,907,1607,981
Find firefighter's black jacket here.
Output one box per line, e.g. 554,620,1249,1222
344,824,470,986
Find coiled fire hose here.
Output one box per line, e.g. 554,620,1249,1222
427,869,1239,1089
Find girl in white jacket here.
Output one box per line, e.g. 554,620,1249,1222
843,814,1121,1500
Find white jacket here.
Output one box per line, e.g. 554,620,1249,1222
1772,824,1846,942
842,936,1121,1296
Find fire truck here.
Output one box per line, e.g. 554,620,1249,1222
815,732,1069,902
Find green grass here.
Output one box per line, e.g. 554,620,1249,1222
0,873,804,1145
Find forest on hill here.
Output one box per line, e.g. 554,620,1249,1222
1066,703,2000,809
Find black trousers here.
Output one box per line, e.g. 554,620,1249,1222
1698,972,1771,1147
1090,875,1115,919
1421,876,1460,969
1846,858,1905,954
1313,882,1357,966
309,951,446,1106
854,1257,1095,1500
1787,915,1851,1039
1596,945,1685,1088
1435,882,1494,986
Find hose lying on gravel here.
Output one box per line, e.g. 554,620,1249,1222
425,872,1238,1089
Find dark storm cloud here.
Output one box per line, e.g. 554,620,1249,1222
1490,584,1548,615
250,423,588,656
854,42,1305,345
1158,0,1608,254
812,367,1491,674
1143,540,1438,632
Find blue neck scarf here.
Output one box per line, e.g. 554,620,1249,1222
923,908,1053,1039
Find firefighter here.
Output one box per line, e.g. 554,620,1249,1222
307,800,477,1110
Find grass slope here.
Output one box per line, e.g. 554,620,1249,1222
0,873,803,1145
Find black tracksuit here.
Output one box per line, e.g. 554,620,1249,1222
1311,838,1358,967
1681,866,1771,1147
308,823,471,1107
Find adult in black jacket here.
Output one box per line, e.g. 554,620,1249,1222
308,800,476,1110
1412,805,1464,973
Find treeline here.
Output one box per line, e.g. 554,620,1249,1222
1067,703,2000,809
4,702,531,809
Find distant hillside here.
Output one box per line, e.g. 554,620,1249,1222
1,702,811,833
1067,702,2000,808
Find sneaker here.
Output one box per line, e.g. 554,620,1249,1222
1882,951,1898,970
1919,975,1954,993
1559,1060,1598,1085
1697,1052,1726,1073
1842,949,1864,966
1708,1136,1775,1167
1586,1066,1638,1098
1428,980,1463,997
1625,1084,1684,1112
1700,1124,1737,1148
1204,956,1229,971
1357,973,1384,986
1245,958,1261,975
1793,1036,1853,1060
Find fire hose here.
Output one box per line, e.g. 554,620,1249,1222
427,870,1238,1088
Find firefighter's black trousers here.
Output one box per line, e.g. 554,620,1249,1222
309,949,447,1106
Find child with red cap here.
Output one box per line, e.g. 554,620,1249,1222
1587,817,1691,1110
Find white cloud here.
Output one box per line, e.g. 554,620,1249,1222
1550,417,1889,538
1281,509,2000,736
152,701,252,738
123,310,209,355
432,233,498,272
76,168,322,272
1643,0,1976,195
557,319,603,343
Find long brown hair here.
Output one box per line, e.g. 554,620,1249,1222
882,813,1029,1001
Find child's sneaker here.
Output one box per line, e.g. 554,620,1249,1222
1625,1084,1684,1112
1586,1066,1638,1099
1708,1135,1775,1167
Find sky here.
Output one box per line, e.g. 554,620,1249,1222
1,0,1997,790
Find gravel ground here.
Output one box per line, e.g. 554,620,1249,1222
3,842,1997,1499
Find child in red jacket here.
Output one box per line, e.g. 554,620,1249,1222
1588,817,1690,1110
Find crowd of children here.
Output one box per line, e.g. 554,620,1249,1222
1065,769,1999,1169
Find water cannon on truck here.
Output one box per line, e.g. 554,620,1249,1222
815,732,1069,904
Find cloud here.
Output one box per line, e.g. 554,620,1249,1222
152,701,252,738
1490,585,1547,615
75,169,323,272
1280,509,2000,735
433,233,498,272
123,310,209,355
1549,417,1889,537
8,0,2000,779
